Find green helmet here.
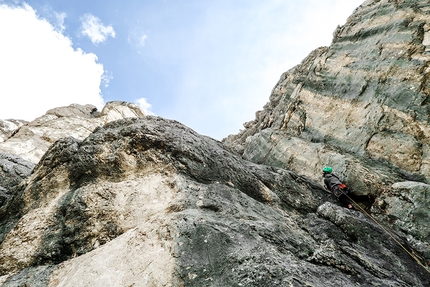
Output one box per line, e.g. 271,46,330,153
322,166,332,173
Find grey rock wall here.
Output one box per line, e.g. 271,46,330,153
0,153,34,208
224,0,430,186
0,117,428,286
1,0,430,286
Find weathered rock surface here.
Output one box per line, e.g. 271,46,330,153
0,119,27,143
0,101,144,163
0,153,34,189
0,117,429,286
1,0,430,286
0,153,34,207
372,181,430,262
224,0,430,187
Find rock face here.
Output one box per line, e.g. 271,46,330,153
0,153,34,207
224,0,430,188
1,0,430,286
0,120,27,143
0,117,429,287
0,102,144,163
0,153,34,191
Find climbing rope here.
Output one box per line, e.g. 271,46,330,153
341,190,430,274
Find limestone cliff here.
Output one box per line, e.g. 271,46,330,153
0,120,27,143
223,3,430,272
224,0,430,187
0,117,429,286
1,0,430,286
0,101,144,163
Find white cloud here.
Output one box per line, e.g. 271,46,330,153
39,5,67,32
136,98,154,115
128,29,148,53
52,10,66,32
139,34,148,47
80,13,115,44
101,71,113,88
0,4,105,121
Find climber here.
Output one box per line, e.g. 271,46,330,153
323,166,371,209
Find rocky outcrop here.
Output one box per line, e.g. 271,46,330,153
1,0,430,286
0,153,34,191
219,1,430,282
372,181,430,262
0,117,429,286
224,0,430,188
0,102,144,163
0,119,27,143
0,153,34,207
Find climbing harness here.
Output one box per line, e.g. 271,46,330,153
340,189,430,274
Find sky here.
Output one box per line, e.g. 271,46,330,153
0,0,364,140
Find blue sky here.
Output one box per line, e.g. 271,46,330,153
0,0,364,139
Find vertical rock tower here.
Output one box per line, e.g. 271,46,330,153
225,0,430,189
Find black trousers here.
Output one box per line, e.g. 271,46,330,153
338,192,370,207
